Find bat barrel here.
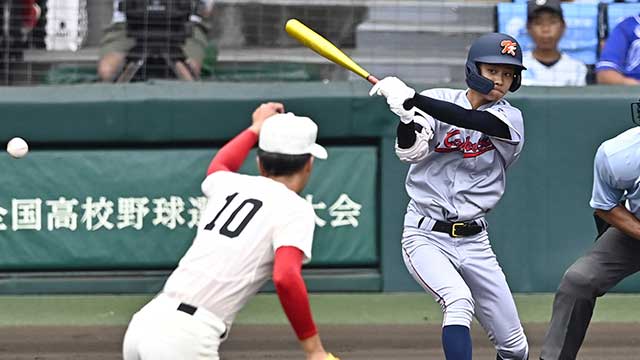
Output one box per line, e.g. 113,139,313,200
285,18,377,83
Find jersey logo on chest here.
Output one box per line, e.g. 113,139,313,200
435,129,495,158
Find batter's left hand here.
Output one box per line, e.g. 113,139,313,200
369,77,416,124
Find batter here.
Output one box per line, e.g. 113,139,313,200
370,33,530,360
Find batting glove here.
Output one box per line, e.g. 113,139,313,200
369,76,416,124
325,353,340,360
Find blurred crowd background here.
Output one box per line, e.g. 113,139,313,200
0,0,638,86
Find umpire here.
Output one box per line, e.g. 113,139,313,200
540,99,640,360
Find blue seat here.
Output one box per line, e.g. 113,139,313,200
607,3,640,31
497,3,599,64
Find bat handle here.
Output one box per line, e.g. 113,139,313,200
366,75,379,84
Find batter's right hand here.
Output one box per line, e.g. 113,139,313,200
249,102,285,134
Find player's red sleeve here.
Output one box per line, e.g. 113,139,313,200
273,246,318,340
207,129,258,175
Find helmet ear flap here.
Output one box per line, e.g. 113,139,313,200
465,61,494,95
509,71,522,92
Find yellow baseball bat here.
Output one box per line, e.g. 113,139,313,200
285,19,378,84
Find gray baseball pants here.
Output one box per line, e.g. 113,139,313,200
540,227,640,360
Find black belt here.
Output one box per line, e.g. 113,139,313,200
177,302,198,315
177,302,227,339
431,219,483,237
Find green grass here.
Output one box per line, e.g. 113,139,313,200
0,293,639,326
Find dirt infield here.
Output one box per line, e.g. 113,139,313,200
1,323,639,359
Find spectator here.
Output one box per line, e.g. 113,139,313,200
18,0,40,35
0,0,40,51
98,0,213,82
521,0,587,86
0,0,40,84
595,14,640,85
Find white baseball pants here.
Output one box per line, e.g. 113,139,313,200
123,293,227,360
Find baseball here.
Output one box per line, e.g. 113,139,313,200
6,137,29,158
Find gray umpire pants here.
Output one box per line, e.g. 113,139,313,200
540,227,640,360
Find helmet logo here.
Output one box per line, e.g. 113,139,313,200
500,40,518,57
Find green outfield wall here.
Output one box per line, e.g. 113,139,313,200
0,148,377,269
0,82,638,293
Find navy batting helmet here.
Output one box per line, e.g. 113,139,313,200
465,33,526,94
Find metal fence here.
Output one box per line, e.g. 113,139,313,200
0,0,636,86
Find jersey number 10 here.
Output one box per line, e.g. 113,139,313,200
204,192,263,238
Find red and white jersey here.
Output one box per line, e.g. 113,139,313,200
162,171,315,326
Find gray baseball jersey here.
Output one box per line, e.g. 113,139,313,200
405,88,525,222
590,126,640,217
400,88,529,358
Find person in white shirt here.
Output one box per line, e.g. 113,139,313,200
122,102,340,360
521,0,588,86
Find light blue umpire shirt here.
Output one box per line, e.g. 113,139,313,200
590,127,640,219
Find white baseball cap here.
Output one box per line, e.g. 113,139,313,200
258,112,328,159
